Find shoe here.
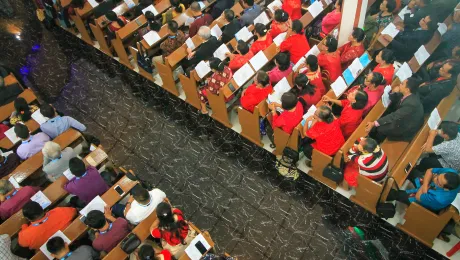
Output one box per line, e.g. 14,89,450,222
305,160,312,168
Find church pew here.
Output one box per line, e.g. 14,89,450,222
178,222,215,260
237,99,268,147
0,89,35,122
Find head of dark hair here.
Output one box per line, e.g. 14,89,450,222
14,123,30,139
71,0,85,8
446,61,460,79
224,9,234,21
145,11,155,21
439,121,459,139
255,23,268,36
131,184,150,203
336,0,343,8
444,172,460,190
384,0,397,12
46,237,65,255
425,15,437,31
317,105,334,123
256,71,270,86
209,57,226,72
138,244,155,260
291,20,303,34
146,12,161,31
275,53,291,71
106,11,125,27
370,72,385,86
405,77,420,94
85,210,107,229
294,73,316,96
69,157,86,177
351,90,368,109
280,92,298,110
23,201,44,221
363,138,382,157
170,0,183,12
325,36,338,52
14,98,33,122
156,202,188,244
380,48,395,64
237,40,250,55
167,20,179,33
352,27,365,42
40,103,55,118
274,9,289,22
243,0,254,6
306,55,318,71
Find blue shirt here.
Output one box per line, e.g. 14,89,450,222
240,4,262,26
408,168,460,211
40,116,86,139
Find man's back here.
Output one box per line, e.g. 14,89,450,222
64,166,109,204
92,218,130,252
16,132,51,160
67,245,99,260
419,79,455,114
126,188,166,224
240,4,261,26
0,186,40,220
43,147,77,181
40,116,86,139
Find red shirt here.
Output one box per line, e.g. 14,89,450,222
339,100,364,139
306,119,344,155
272,102,304,134
240,84,273,113
108,16,128,33
229,51,254,71
300,89,322,108
280,33,310,63
189,14,213,37
0,186,40,220
317,52,342,81
250,34,273,55
305,70,326,96
0,124,9,139
160,249,172,260
282,0,302,20
338,42,365,70
373,64,394,85
269,21,289,39
321,10,341,34
151,208,189,246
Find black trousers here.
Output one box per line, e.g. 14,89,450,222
301,138,315,159
386,169,425,205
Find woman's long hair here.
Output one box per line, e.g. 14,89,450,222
14,98,32,122
156,202,188,245
292,73,316,96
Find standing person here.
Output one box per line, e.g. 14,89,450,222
14,123,50,160
0,152,20,178
372,49,395,85
188,2,213,37
0,180,39,220
269,9,290,39
240,71,273,113
220,9,242,43
9,98,39,125
40,103,86,139
267,52,292,84
280,20,310,64
250,23,273,55
46,236,99,260
42,141,77,181
320,0,342,35
338,27,365,69
317,36,341,81
240,0,262,26
282,0,301,20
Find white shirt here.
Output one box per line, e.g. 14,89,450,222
126,188,166,225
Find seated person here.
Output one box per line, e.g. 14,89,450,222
419,61,459,114
269,9,290,39
439,4,460,58
149,202,194,258
0,152,20,178
416,121,460,172
344,72,386,116
10,97,39,125
42,141,77,181
240,0,262,26
220,9,242,43
188,2,213,37
0,75,22,106
0,180,39,220
85,208,130,254
133,0,152,17
210,0,234,19
338,27,365,69
301,105,345,161
268,52,292,84
343,137,389,187
106,11,129,33
240,71,273,113
297,55,326,95
198,58,233,114
226,40,254,72
320,0,342,35
64,158,109,204
372,48,395,85
289,73,321,111
323,89,368,139
403,0,431,31
162,0,185,24
365,77,424,142
363,0,396,47
282,0,301,20
112,184,166,225
40,103,86,139
280,20,310,63
15,123,50,160
152,21,186,70
250,23,273,55
186,26,221,68
0,234,24,260
386,167,460,212
138,11,161,37
46,236,99,260
317,36,341,81
18,201,77,250
67,0,85,16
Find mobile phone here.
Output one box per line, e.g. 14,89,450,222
228,82,236,92
195,241,207,254
114,185,124,195
404,162,412,174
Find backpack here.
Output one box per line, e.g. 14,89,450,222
275,147,299,180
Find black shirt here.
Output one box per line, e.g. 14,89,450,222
0,83,23,106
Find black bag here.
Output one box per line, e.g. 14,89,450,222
137,43,153,73
275,147,300,180
376,177,398,219
120,233,141,254
322,157,344,184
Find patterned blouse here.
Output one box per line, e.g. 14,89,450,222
376,12,393,28
199,66,233,102
159,31,186,57
10,105,39,125
338,42,365,69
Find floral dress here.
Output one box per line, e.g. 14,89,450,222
199,66,233,103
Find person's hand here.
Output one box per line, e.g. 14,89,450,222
382,34,393,42
322,95,332,103
242,88,247,96
421,184,429,194
273,5,280,11
395,25,404,31
187,51,195,59
365,121,375,133
268,103,275,111
297,63,307,72
421,142,428,152
426,61,434,70
186,47,192,54
343,153,350,163
392,85,400,93
104,206,113,219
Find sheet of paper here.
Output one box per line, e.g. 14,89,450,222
87,0,99,7
267,0,282,14
381,85,392,108
342,69,354,86
31,109,48,125
359,52,371,67
90,144,97,152
143,31,161,46
324,0,333,4
305,45,320,57
211,25,222,39
381,23,400,38
414,45,430,65
124,0,136,8
395,62,412,82
185,38,195,50
31,191,52,209
79,196,107,217
198,1,205,9
4,127,20,144
40,231,72,260
185,233,211,260
307,0,324,18
274,77,291,94
234,63,255,87
213,44,230,61
235,27,252,42
348,58,364,78
195,61,211,79
451,193,460,212
142,5,159,15
249,51,269,71
331,76,348,97
437,22,447,36
427,108,441,130
301,105,317,126
398,5,410,20
185,15,195,27
293,56,306,71
273,32,287,46
63,168,76,181
267,93,281,104
9,176,20,189
254,12,270,26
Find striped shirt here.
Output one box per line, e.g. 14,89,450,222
347,138,389,181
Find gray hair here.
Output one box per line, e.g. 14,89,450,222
190,1,200,12
0,180,14,195
42,141,62,159
198,26,211,40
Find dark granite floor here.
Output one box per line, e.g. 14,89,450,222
0,1,448,259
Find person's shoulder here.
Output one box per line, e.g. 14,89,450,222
50,206,77,217
35,132,51,140
115,217,129,225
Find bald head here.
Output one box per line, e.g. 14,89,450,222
191,2,201,12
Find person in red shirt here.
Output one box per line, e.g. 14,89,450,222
106,11,129,33
302,105,345,161
279,20,310,63
338,27,365,69
290,73,322,111
268,52,292,84
150,202,194,258
0,180,39,220
282,0,302,20
269,9,290,39
317,36,342,82
188,2,213,37
297,55,327,96
226,40,254,72
323,89,368,139
344,72,386,116
137,243,172,260
373,48,395,85
250,23,273,55
321,0,343,35
18,201,77,250
240,71,273,113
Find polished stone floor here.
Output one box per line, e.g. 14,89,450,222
0,1,447,259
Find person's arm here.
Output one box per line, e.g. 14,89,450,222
279,38,292,52
322,96,342,106
43,155,51,166
421,129,437,153
123,196,135,217
340,48,359,64
376,98,413,126
104,206,117,223
189,23,198,38
67,117,87,132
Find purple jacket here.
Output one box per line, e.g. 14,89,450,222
64,166,109,203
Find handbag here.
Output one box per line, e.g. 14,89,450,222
137,43,153,73
322,156,344,184
275,147,300,180
375,177,398,219
120,233,141,254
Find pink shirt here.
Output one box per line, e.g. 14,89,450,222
268,64,293,84
363,85,385,116
321,10,341,34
